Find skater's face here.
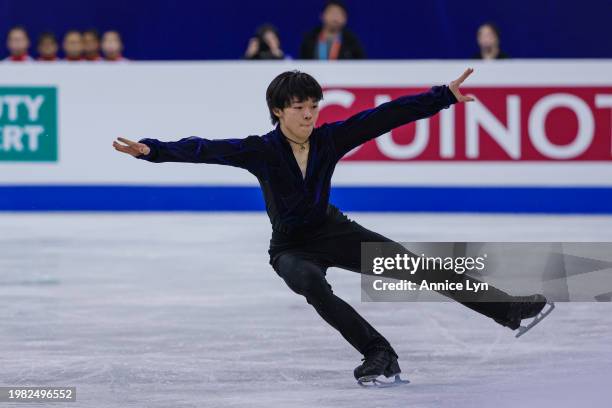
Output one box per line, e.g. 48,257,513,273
274,97,319,139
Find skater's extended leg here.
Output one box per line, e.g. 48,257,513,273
311,217,545,329
273,252,394,356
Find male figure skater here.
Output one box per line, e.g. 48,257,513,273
113,69,550,385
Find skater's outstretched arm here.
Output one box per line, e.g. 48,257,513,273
329,68,475,158
113,135,262,171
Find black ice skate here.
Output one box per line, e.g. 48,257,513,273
496,294,555,338
354,349,409,387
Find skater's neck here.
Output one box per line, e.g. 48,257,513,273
279,122,311,144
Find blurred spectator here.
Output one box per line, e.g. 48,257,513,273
4,26,32,62
473,22,509,60
63,30,84,61
37,32,59,61
101,30,127,61
244,24,286,60
300,0,364,60
83,29,102,61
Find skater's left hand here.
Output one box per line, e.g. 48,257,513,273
449,68,475,103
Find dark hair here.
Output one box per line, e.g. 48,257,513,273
478,22,501,40
256,23,280,53
38,32,57,45
103,30,122,39
64,29,81,38
8,25,29,39
323,0,348,14
266,71,323,125
83,28,100,40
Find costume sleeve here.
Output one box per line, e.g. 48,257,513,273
328,85,457,159
136,135,262,172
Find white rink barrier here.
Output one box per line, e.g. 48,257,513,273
1,60,611,212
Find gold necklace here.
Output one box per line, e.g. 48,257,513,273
285,135,310,151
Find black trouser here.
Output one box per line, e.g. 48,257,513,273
270,212,515,356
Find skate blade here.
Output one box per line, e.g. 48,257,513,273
357,374,410,388
515,302,555,338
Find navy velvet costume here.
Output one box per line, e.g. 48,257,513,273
138,85,514,356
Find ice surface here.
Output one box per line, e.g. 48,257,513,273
1,213,611,407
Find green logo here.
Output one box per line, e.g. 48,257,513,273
0,87,58,162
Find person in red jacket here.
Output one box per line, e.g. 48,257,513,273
37,32,59,61
62,30,84,61
4,26,33,62
101,31,128,61
83,29,102,61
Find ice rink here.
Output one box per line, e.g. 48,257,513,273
1,212,612,407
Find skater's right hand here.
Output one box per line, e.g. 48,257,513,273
113,137,150,157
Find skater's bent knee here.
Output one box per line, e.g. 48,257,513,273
275,255,332,298
298,269,332,298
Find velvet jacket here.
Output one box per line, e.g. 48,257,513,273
138,85,457,236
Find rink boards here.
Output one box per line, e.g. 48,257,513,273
1,60,611,212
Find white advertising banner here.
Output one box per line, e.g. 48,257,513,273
1,60,611,187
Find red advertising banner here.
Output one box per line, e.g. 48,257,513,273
319,87,612,161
